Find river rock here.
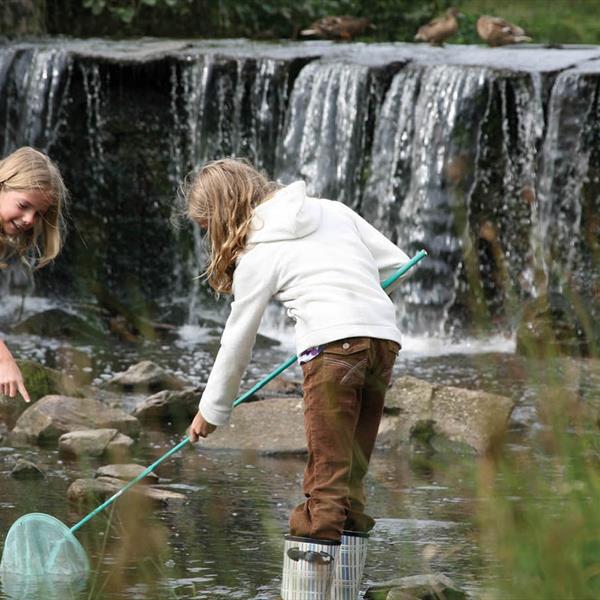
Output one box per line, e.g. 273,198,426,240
0,360,81,428
132,387,202,429
104,360,188,393
364,573,466,599
10,458,45,479
67,476,185,506
58,428,134,461
254,377,304,399
8,395,141,445
380,376,515,454
200,396,306,455
95,463,159,484
11,308,105,343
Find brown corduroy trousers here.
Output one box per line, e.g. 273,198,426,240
289,337,399,542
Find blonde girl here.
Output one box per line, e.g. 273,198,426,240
0,146,68,402
184,158,410,600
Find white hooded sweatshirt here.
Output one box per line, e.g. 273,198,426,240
198,181,410,426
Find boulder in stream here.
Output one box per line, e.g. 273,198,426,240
67,462,184,507
95,463,159,484
104,360,188,394
11,308,105,343
380,376,515,454
58,428,134,461
364,573,466,599
10,458,45,480
200,396,306,455
8,395,141,445
0,360,81,428
132,387,202,430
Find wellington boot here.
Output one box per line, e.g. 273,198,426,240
281,535,340,600
329,530,369,599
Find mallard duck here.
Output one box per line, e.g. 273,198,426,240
476,15,532,46
414,7,460,46
300,15,373,41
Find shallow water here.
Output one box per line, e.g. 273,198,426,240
1,296,597,599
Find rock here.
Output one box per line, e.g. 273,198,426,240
380,376,515,454
95,463,159,484
132,387,201,430
104,361,188,394
10,458,45,479
58,428,134,461
67,476,185,506
0,360,81,428
11,308,105,343
200,396,306,455
255,377,303,399
8,395,140,445
364,573,466,599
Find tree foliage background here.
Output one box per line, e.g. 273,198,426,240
2,1,600,48
26,0,452,41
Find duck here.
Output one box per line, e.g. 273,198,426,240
300,15,373,41
476,15,532,46
414,7,460,46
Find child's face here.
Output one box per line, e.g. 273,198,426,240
0,188,53,236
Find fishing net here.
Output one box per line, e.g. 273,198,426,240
0,513,89,578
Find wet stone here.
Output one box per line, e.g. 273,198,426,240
8,395,141,445
104,360,188,394
95,463,159,484
364,573,466,599
10,458,45,480
58,428,134,461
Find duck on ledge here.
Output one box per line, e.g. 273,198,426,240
300,15,373,41
476,15,532,46
414,7,460,46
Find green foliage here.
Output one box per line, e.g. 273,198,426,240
58,0,454,41
459,0,600,45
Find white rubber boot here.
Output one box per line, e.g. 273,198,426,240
281,535,340,600
329,530,369,599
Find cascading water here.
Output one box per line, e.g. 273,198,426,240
0,39,599,344
276,59,372,208
0,46,72,155
533,62,600,346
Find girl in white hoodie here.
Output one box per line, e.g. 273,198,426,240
184,158,410,600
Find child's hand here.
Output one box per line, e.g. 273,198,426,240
0,354,31,403
189,410,217,442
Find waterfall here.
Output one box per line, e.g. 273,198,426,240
535,65,600,337
276,60,372,207
0,47,72,155
0,40,598,342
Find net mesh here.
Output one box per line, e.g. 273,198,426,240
0,513,89,578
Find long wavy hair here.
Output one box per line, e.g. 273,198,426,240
0,146,67,269
183,158,280,294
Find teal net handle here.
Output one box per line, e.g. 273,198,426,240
70,249,427,534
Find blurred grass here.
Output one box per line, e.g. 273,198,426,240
458,0,600,45
477,357,600,599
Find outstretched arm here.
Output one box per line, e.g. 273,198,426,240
191,252,276,433
0,340,30,402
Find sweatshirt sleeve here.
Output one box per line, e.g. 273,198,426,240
347,207,411,293
198,253,276,426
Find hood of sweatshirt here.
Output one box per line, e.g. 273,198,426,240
246,181,321,245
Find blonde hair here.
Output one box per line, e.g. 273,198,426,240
0,146,67,269
183,158,280,294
